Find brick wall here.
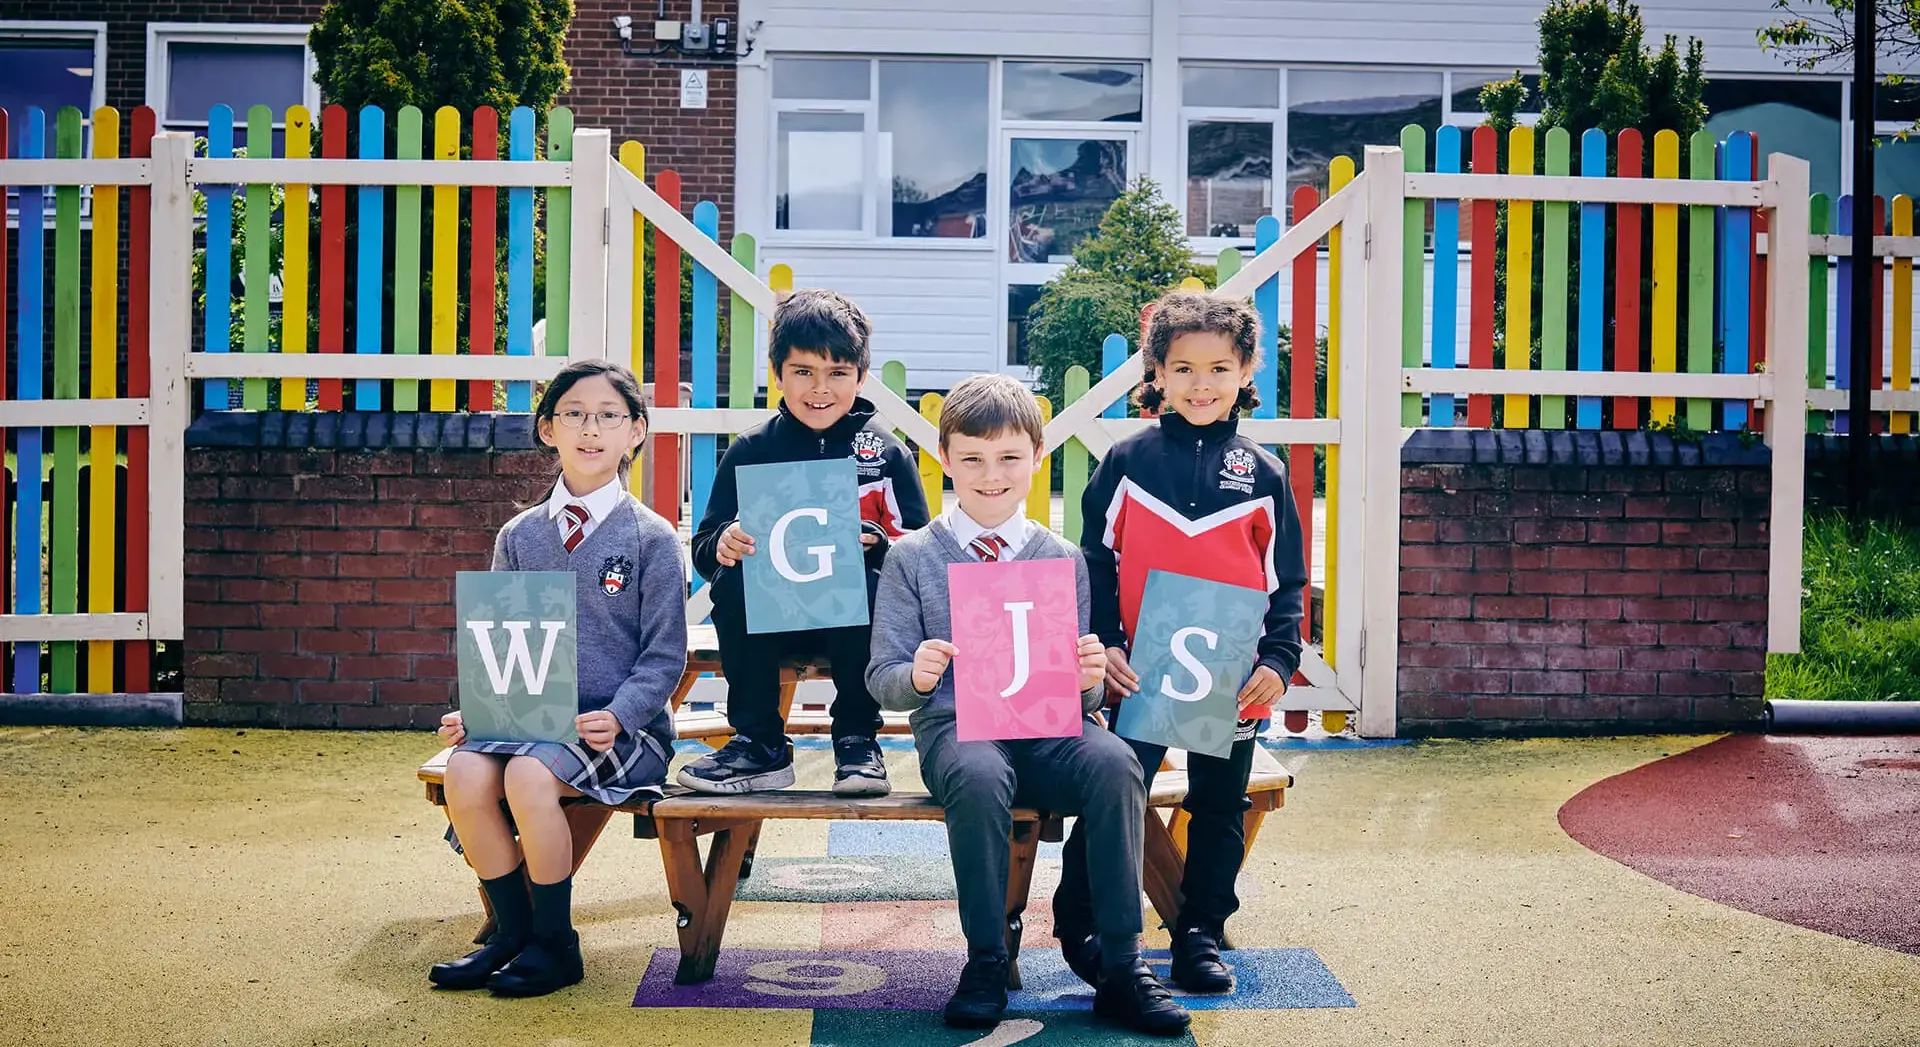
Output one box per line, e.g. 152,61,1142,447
1397,430,1771,736
182,412,552,728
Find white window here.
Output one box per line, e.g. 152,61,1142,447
1181,65,1280,243
1,21,107,219
772,56,991,241
1446,71,1543,129
146,23,319,156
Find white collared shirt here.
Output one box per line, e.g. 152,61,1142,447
945,504,1034,561
545,475,626,544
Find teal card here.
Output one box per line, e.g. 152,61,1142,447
455,571,580,744
1113,569,1268,759
738,458,870,634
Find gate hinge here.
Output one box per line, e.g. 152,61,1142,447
602,207,610,245
1364,222,1375,260
1358,628,1367,668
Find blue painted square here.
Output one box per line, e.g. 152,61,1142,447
828,820,1065,860
1009,948,1353,1011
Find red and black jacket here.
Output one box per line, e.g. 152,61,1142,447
1080,411,1309,708
692,396,930,587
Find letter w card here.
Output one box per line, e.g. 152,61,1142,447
948,559,1081,741
1114,570,1267,759
738,459,869,634
456,571,579,744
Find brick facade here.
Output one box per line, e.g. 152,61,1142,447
182,412,552,728
1397,430,1771,736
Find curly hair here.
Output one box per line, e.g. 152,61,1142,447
1135,292,1262,415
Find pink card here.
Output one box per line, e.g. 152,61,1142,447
948,558,1082,742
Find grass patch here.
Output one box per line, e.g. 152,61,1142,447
1766,512,1920,701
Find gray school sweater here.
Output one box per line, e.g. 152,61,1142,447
866,517,1103,727
491,493,689,754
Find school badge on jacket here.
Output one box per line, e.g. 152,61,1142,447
600,555,632,596
1219,448,1257,494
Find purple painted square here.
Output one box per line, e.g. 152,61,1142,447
633,949,958,1011
948,558,1081,742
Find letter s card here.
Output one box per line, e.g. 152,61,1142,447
738,458,868,634
948,558,1081,741
1113,569,1268,759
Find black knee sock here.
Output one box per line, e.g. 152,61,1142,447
478,865,532,943
529,876,576,943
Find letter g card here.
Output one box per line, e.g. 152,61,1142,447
948,558,1080,741
1114,569,1268,759
738,459,868,634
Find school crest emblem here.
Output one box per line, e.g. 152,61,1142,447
1221,448,1257,480
599,555,632,596
850,430,886,463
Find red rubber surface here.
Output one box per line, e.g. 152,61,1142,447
1559,734,1920,955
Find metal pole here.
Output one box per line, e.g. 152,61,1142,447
1850,0,1877,518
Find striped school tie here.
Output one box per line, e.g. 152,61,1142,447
562,502,591,552
969,532,1007,563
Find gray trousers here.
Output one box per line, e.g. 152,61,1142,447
915,711,1146,956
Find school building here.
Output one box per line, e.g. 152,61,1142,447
3,0,1915,391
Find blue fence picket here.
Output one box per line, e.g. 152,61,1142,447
355,105,386,410
204,105,233,410
1577,128,1606,430
1432,126,1462,427
691,201,720,565
506,106,535,412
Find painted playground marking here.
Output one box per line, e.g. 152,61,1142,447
808,1008,1193,1046
827,820,1066,860
735,856,961,902
632,948,1354,1012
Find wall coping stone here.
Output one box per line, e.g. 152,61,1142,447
187,411,540,451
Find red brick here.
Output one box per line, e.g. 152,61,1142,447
300,682,374,705
1475,545,1548,570
186,502,261,527
1730,573,1765,597
419,503,497,529
1581,569,1660,595
1659,573,1731,597
335,655,411,680
1401,466,1446,492
1587,671,1660,695
300,630,374,654
1547,596,1622,619
493,452,561,476
1513,621,1583,645
1469,696,1544,718
378,580,452,604
187,652,256,678
1400,620,1434,643
337,604,413,629
1400,570,1437,595
219,629,297,653
453,530,498,556
1624,546,1699,571
377,529,453,554
184,678,221,704
1696,648,1766,672
258,653,333,679
1508,670,1586,694
298,580,374,604
1697,598,1767,622
378,680,456,705
308,530,377,553
377,630,451,655
298,475,374,501
1728,672,1766,695
1474,492,1512,515
455,478,541,502
263,503,334,528
1514,519,1587,544
415,604,456,630
414,657,458,679
1399,693,1471,719
1548,493,1625,518
1661,521,1736,546
336,555,418,579
222,476,298,501
1401,594,1471,619
1437,518,1514,543
1732,624,1766,647
1620,597,1697,621
1619,696,1687,719
1665,469,1737,494
1431,620,1511,644
337,503,415,528
1588,469,1665,493
1515,572,1586,595
1548,546,1622,570
186,552,260,577
1659,672,1729,695
1586,622,1660,646
336,705,431,728
188,603,259,628
220,679,295,704
419,454,492,477
1400,668,1511,694
1402,645,1473,667
221,579,295,603
1625,648,1696,671
1549,646,1621,670
222,529,302,553
1510,467,1583,491
1546,695,1621,719
338,451,415,476
1433,571,1511,594
1474,595,1547,619
1402,491,1475,515
1400,519,1438,543
1586,521,1660,544
1694,696,1761,722
1471,645,1546,670
377,478,456,502
1623,494,1700,518
1403,545,1471,569
1699,494,1749,519
1661,623,1731,646
260,553,337,577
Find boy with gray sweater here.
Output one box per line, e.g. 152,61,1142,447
865,374,1189,1037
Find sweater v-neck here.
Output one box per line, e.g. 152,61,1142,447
928,515,1054,563
529,492,637,563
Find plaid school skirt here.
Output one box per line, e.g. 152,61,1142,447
443,730,672,855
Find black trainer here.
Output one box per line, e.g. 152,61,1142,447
1093,959,1191,1037
1170,926,1235,993
831,735,890,797
1055,926,1102,989
676,735,796,794
943,952,1010,1029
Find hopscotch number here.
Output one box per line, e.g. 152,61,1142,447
742,959,887,997
764,862,881,891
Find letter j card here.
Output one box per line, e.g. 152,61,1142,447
949,558,1082,741
1114,570,1268,759
738,458,868,634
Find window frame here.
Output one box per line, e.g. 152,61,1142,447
1,20,108,224
1178,63,1285,255
144,21,320,141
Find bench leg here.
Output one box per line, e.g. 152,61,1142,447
471,803,615,944
1004,820,1041,991
668,668,701,712
659,818,761,985
775,670,799,728
1141,808,1186,936
738,822,763,881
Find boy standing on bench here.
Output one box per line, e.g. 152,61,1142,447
683,289,930,796
866,374,1190,1036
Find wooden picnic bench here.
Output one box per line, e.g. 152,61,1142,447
418,743,1290,986
666,623,913,743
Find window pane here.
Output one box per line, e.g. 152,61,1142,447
1008,284,1043,366
1875,136,1920,200
879,60,988,238
1705,78,1841,200
1008,137,1128,262
1287,70,1441,216
0,40,95,153
773,58,870,101
1182,65,1279,109
1879,78,1920,125
777,111,865,232
166,42,307,123
1003,62,1143,122
1451,72,1540,114
1187,120,1272,238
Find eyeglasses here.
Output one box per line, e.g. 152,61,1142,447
554,410,633,430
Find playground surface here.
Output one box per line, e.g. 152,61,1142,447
0,728,1913,1047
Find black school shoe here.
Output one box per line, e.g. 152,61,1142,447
1170,926,1236,993
831,735,890,797
676,735,796,794
428,933,526,990
1055,926,1102,989
943,953,1010,1029
487,933,584,997
1093,959,1192,1037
